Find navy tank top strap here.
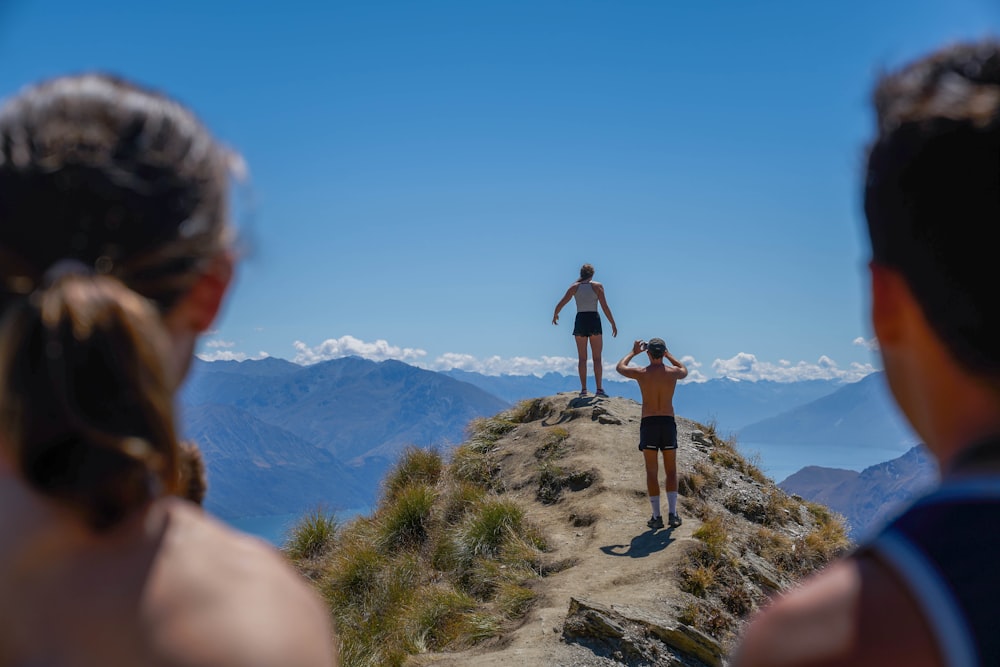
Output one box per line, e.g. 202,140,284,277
863,470,1000,667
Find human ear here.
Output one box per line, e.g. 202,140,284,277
167,252,235,334
870,261,906,346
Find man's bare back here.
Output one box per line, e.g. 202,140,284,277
616,339,688,417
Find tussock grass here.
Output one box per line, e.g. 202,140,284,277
692,514,729,559
449,445,500,490
377,483,436,551
284,507,337,561
441,480,486,524
382,447,443,503
404,585,477,652
467,416,518,444
459,498,525,558
681,563,718,597
508,398,549,423
289,426,547,666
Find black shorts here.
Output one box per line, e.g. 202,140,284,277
573,311,602,337
639,416,677,451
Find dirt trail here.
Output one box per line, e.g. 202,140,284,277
411,393,709,666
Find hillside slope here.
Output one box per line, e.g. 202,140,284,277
413,394,847,666
296,394,849,667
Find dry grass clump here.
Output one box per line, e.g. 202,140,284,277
678,530,745,643
284,507,338,563
709,439,769,484
465,415,518,451
534,426,570,461
678,460,719,499
290,444,548,667
382,446,443,503
507,398,550,423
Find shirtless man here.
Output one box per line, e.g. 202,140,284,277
616,338,688,530
734,40,1000,666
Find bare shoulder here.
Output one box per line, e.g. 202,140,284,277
734,555,942,667
151,500,337,666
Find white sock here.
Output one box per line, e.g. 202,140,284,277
650,496,661,518
667,492,678,515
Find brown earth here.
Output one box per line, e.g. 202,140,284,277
405,392,840,667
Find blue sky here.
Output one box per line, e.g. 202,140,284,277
2,1,998,382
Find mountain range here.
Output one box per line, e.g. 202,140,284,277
780,445,938,539
738,371,918,450
180,357,508,518
181,357,925,525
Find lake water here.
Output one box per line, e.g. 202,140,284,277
738,440,917,484
227,506,372,547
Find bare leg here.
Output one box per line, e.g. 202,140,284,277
643,449,660,497
590,334,604,392
574,335,589,393
662,449,678,493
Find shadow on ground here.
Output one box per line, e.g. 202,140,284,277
598,528,676,558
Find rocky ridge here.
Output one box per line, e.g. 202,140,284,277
407,393,849,667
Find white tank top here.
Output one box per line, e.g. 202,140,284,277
574,282,599,312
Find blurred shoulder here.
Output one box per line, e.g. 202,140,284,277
154,499,337,666
734,555,942,667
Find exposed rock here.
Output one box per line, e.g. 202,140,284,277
593,405,625,425
564,598,724,667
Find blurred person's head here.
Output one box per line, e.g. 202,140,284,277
865,41,1000,384
0,73,234,529
580,264,595,280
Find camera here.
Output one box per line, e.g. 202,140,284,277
640,341,648,351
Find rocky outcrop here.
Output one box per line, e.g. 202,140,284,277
564,598,724,667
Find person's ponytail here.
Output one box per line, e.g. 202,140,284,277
0,272,181,531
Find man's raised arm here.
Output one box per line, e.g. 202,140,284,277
664,349,688,379
616,340,645,379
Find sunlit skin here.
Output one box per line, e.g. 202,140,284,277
553,276,618,394
0,254,339,666
616,340,688,497
733,263,1000,667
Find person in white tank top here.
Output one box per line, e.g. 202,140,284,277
552,263,618,397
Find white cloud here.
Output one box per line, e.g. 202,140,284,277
711,352,876,382
430,352,579,376
853,336,880,352
197,350,270,362
293,335,428,365
281,333,878,384
205,339,236,349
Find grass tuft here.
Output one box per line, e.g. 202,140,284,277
284,507,337,561
378,483,437,551
381,447,443,504
460,498,525,558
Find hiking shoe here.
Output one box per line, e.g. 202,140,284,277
647,515,664,530
595,389,609,398
668,513,682,528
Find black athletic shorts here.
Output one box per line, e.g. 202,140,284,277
639,416,678,451
573,311,602,337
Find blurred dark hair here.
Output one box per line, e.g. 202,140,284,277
579,264,595,280
0,74,231,529
864,40,1000,377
